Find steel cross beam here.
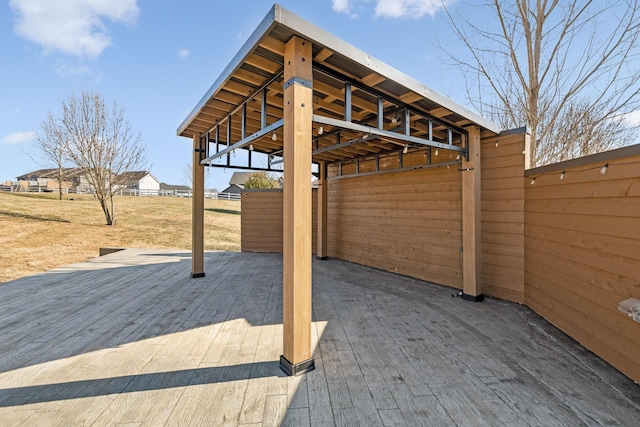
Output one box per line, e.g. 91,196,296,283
200,119,284,165
312,114,466,153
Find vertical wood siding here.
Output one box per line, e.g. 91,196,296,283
480,131,527,303
524,154,640,382
241,189,317,254
327,166,463,288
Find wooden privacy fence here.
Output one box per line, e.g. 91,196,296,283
240,132,640,383
241,189,317,254
523,145,640,383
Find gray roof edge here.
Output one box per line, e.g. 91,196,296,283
275,5,501,134
177,5,279,137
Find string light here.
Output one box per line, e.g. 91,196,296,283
249,143,254,151
456,153,461,160
523,160,640,183
318,126,324,135
434,149,439,156
272,132,277,141
402,145,408,154
495,141,499,147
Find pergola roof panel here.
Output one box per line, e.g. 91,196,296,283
178,4,500,167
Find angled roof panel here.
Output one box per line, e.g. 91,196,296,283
177,4,500,169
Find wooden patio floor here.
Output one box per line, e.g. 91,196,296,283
0,249,638,426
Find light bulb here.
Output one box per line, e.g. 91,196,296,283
403,145,408,154
318,126,324,135
456,153,461,160
531,178,536,185
272,132,277,141
249,143,254,151
495,141,499,147
560,171,565,180
600,164,608,175
434,149,439,156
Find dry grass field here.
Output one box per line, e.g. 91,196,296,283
0,192,241,283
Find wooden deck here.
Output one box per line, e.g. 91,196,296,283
1,249,638,426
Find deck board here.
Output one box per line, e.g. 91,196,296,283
0,249,638,426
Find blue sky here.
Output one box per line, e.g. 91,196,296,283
2,1,638,191
0,0,467,191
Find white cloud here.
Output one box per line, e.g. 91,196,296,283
332,0,351,13
333,0,454,19
56,62,93,77
376,0,453,18
9,0,139,58
622,110,640,127
177,48,190,59
1,131,36,145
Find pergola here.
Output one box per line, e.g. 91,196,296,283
177,4,500,376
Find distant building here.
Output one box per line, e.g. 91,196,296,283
221,172,255,194
160,182,191,196
159,183,191,192
117,171,160,194
16,168,91,192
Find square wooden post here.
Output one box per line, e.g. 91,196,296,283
461,126,483,301
317,162,328,260
280,36,315,376
192,134,205,278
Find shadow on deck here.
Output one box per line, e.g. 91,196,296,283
0,249,638,425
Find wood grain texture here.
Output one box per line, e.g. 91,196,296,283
241,189,318,254
327,165,463,288
524,153,640,383
0,250,638,425
481,131,527,302
192,134,205,276
282,35,313,365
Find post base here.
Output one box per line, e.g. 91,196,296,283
191,272,205,278
279,355,315,376
461,293,485,302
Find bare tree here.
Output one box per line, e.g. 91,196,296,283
443,0,640,166
182,163,209,189
36,112,70,200
49,91,146,225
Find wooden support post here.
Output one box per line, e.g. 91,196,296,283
280,36,315,376
191,134,205,278
317,162,328,260
461,126,483,301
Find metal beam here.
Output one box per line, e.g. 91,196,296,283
328,159,460,180
312,114,466,153
202,163,284,173
312,133,378,156
201,119,284,164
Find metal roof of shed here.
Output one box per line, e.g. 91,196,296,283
177,4,500,166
